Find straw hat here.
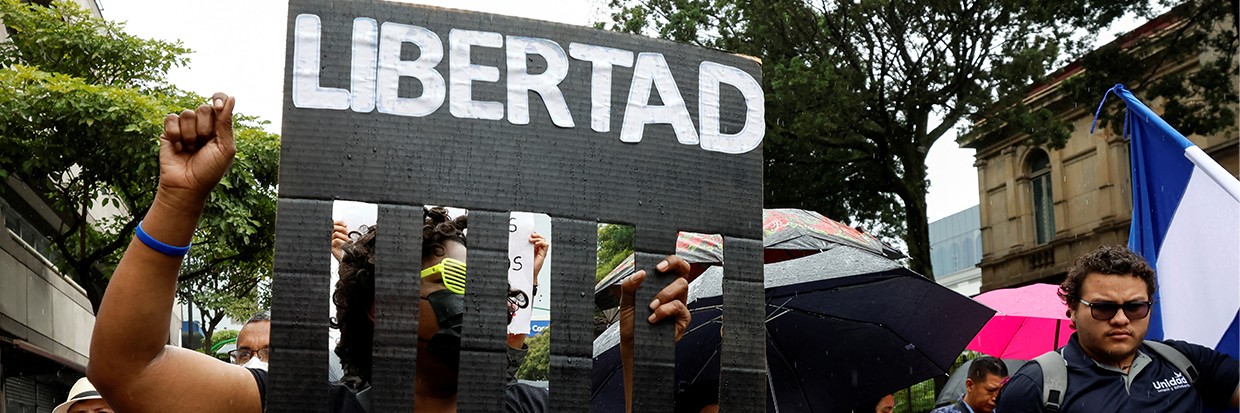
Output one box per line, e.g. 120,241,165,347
52,377,105,413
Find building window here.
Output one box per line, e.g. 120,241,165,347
1,197,62,266
1028,149,1055,244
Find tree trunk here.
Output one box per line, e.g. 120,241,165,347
933,374,948,405
76,264,106,314
186,298,195,349
900,154,934,280
201,308,226,356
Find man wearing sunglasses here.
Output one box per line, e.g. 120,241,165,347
997,245,1239,412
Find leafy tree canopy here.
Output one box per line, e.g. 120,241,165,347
603,0,1178,277
516,326,551,381
0,0,279,312
596,223,634,282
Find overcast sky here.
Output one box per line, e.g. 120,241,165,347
100,0,1149,223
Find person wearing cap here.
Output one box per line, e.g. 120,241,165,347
53,377,112,413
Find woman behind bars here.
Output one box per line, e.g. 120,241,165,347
86,94,691,413
330,210,549,411
330,216,549,392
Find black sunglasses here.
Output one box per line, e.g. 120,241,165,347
1078,299,1154,321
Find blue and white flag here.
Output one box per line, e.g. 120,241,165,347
1095,84,1240,357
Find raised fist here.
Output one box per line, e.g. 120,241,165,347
157,92,237,206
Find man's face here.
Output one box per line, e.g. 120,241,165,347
963,373,1005,413
875,394,894,413
68,398,111,413
1070,273,1150,367
236,320,271,364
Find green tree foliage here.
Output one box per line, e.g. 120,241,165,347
178,117,278,352
0,0,280,312
602,0,1158,277
212,329,240,348
893,380,936,413
516,326,551,381
181,258,272,355
596,223,634,282
197,329,239,360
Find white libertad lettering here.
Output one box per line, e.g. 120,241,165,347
568,43,633,133
507,36,574,127
698,61,764,154
620,52,698,146
449,29,505,120
349,18,379,113
290,13,765,155
292,14,349,110
376,22,445,117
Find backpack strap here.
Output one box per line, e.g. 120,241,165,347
1033,341,1200,413
1034,350,1068,412
1143,340,1199,383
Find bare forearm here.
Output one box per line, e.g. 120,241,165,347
90,191,203,382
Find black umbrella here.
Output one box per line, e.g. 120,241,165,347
591,246,994,413
933,358,1026,407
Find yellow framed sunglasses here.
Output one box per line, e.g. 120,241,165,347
421,257,467,295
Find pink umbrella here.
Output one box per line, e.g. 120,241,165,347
966,283,1075,359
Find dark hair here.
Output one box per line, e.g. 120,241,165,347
1059,245,1157,316
245,311,270,325
968,356,1008,382
332,228,377,388
851,395,889,413
1061,243,1155,313
423,206,467,258
330,207,469,388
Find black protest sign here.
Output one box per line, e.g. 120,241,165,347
271,1,765,412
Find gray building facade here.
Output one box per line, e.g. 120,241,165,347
929,205,983,296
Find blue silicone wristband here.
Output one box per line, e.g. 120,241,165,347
135,221,192,257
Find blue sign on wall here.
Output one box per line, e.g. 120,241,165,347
529,320,551,337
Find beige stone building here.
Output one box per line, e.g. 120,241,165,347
958,11,1238,292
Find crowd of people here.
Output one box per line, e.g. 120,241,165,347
61,95,1237,412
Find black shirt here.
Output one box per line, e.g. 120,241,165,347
249,368,367,413
997,336,1239,412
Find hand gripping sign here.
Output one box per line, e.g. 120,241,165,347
270,1,765,412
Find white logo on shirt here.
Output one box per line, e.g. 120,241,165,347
1152,372,1190,393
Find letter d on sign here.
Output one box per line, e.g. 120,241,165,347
699,61,764,154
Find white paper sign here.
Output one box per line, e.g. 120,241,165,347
507,212,535,334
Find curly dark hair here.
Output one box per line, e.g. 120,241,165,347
422,206,467,256
1058,245,1157,316
332,227,376,388
331,207,468,388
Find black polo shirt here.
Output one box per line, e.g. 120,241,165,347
997,335,1238,413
